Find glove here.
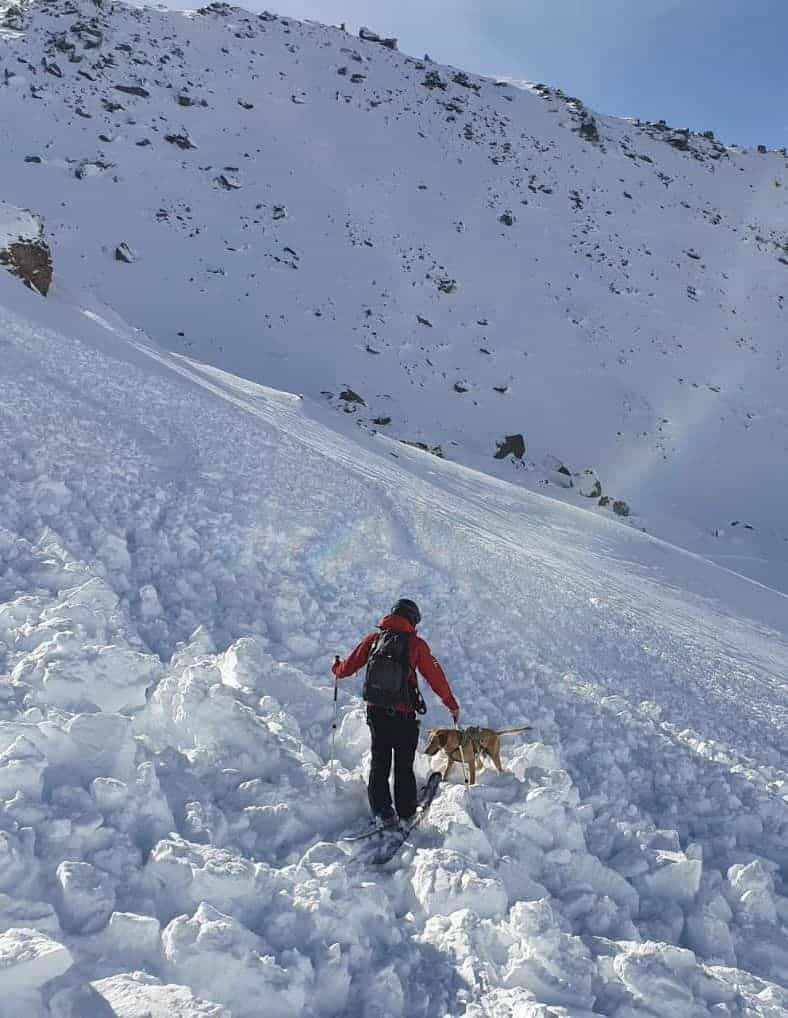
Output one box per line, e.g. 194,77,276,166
332,656,341,677
450,708,460,725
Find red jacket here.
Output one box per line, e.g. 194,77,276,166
333,614,459,714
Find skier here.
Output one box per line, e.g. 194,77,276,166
332,598,459,828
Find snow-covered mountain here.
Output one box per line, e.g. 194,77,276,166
2,226,788,1017
2,0,788,589
1,3,788,1017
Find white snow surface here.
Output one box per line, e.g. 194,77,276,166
1,0,788,589
0,200,40,250
0,4,787,1018
0,248,787,1016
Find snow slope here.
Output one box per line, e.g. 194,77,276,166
2,0,788,589
1,246,788,1015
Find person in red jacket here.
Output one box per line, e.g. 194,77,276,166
333,598,459,826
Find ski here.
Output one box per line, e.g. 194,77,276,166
339,819,389,843
364,770,442,865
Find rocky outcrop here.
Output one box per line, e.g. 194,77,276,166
359,27,398,50
0,202,52,295
494,434,525,460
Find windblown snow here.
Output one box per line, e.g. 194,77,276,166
1,3,787,1018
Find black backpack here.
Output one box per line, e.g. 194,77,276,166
362,629,413,709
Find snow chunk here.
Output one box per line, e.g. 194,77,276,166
503,900,596,1010
0,735,46,800
636,848,703,904
727,859,778,922
0,928,72,993
0,896,59,936
163,903,311,1018
411,849,508,918
105,911,161,964
85,971,229,1018
146,836,274,920
55,861,116,934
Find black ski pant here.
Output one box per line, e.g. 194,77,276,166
366,706,419,818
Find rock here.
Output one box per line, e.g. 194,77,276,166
578,469,602,498
416,315,433,327
757,144,767,154
372,416,391,426
359,27,398,50
498,211,515,226
115,243,136,264
578,116,599,143
114,84,150,98
453,382,468,394
494,434,525,460
165,132,196,150
215,173,241,190
612,499,631,517
452,71,480,93
401,440,444,458
2,5,26,30
0,202,52,295
339,388,365,405
598,496,610,507
544,455,573,487
422,70,447,90
437,278,457,294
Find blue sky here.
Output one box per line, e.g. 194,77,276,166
213,0,787,148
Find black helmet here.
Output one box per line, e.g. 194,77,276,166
392,598,421,626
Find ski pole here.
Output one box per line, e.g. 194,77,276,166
455,718,470,787
330,657,340,792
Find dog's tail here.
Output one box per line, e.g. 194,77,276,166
497,726,532,736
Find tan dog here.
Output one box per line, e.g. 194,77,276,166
424,725,532,784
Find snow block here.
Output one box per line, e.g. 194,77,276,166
163,903,310,1018
0,928,72,994
726,859,778,922
55,861,116,934
86,971,230,1018
146,836,273,920
636,849,703,904
0,895,60,936
411,849,508,919
0,735,46,801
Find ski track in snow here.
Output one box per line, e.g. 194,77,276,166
0,272,787,1016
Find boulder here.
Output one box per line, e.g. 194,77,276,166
0,202,52,295
578,469,602,498
338,388,365,405
494,434,525,460
359,27,398,50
